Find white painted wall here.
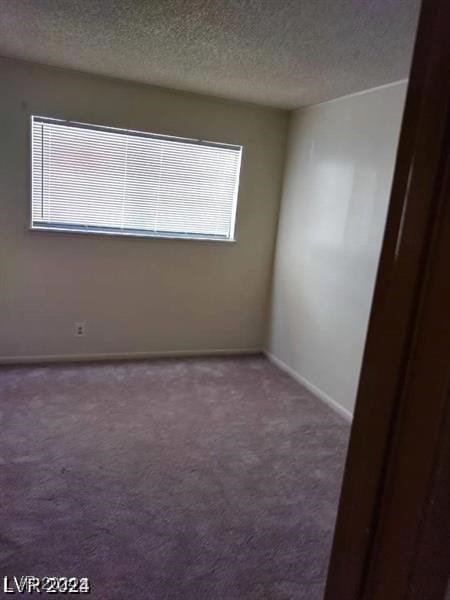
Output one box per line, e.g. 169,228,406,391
0,59,288,362
267,82,408,415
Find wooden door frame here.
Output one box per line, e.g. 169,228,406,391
324,0,450,598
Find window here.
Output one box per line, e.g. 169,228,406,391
31,116,242,241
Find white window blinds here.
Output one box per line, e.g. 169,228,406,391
31,116,242,240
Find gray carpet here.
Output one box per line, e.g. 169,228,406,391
0,355,350,599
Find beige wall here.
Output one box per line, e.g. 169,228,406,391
0,59,288,361
267,82,407,415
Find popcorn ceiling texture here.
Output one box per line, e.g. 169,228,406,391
0,0,420,109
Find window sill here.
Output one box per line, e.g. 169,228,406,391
29,225,237,243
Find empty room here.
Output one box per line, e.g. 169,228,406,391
0,1,422,598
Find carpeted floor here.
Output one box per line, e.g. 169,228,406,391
0,355,350,599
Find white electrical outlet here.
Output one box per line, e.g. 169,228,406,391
74,322,87,337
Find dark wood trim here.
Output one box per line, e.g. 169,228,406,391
324,0,450,598
407,394,450,599
364,103,450,599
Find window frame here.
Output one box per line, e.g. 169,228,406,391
29,115,243,243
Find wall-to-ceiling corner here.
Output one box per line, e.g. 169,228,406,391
266,81,408,416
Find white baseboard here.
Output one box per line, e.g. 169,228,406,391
265,351,353,423
0,347,261,365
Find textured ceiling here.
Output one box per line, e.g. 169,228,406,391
0,0,420,109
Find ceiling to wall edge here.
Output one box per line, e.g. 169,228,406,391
0,55,286,114
1,55,408,115
301,79,409,112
